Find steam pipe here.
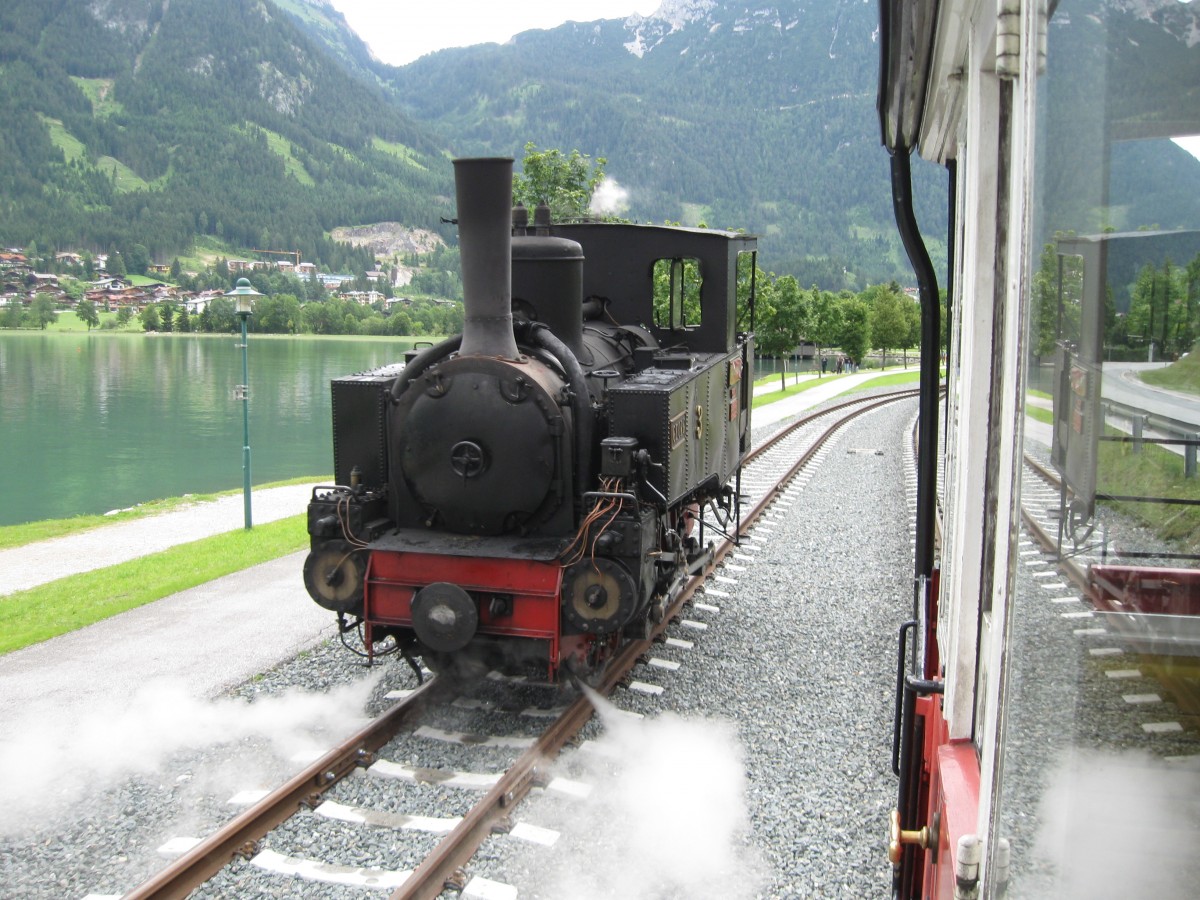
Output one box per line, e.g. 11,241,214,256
515,320,594,497
453,157,520,359
389,335,462,403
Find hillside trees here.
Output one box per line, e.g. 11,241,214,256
1127,258,1196,359
1031,238,1084,359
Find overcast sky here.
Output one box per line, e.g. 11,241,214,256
327,1,662,67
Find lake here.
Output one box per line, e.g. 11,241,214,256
0,332,418,527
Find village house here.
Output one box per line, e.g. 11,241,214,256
340,289,385,306
185,289,226,315
318,273,352,290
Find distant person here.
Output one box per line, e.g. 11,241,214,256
821,357,828,374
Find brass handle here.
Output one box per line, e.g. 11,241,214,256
888,808,932,866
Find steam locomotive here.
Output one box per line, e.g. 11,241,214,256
303,157,757,681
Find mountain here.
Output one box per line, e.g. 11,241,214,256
384,0,943,289
3,0,1195,291
0,0,454,269
270,0,392,90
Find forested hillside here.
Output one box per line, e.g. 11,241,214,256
4,0,1196,293
0,0,454,270
385,0,943,290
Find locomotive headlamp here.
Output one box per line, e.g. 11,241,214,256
411,582,478,652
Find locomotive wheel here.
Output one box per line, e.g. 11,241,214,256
303,541,366,615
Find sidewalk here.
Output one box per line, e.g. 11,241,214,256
0,484,334,725
752,368,915,427
0,482,319,596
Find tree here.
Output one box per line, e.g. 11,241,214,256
176,304,192,333
108,251,127,278
865,282,909,370
807,287,843,375
756,274,809,388
31,293,57,330
76,298,100,331
388,308,415,336
512,142,607,221
159,301,175,333
901,295,922,367
837,297,871,366
254,294,302,333
3,300,25,329
1031,238,1083,359
140,303,161,332
206,297,236,333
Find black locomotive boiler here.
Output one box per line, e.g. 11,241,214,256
303,157,757,681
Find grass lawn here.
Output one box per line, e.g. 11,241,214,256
1140,351,1200,396
1097,429,1200,554
1026,405,1053,425
835,369,924,394
0,515,309,655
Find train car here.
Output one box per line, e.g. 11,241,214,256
303,157,758,683
879,0,1200,896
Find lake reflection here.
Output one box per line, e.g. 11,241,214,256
0,332,413,526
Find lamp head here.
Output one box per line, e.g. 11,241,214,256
227,277,262,317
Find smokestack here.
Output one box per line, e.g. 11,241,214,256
454,157,519,359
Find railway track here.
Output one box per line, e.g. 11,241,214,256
123,387,920,900
1018,452,1200,737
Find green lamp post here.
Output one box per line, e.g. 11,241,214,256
227,277,262,529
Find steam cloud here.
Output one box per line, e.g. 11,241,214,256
1031,749,1200,897
590,177,631,217
0,674,382,835
536,688,765,898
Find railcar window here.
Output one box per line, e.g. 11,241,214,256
651,258,702,330
992,1,1200,895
